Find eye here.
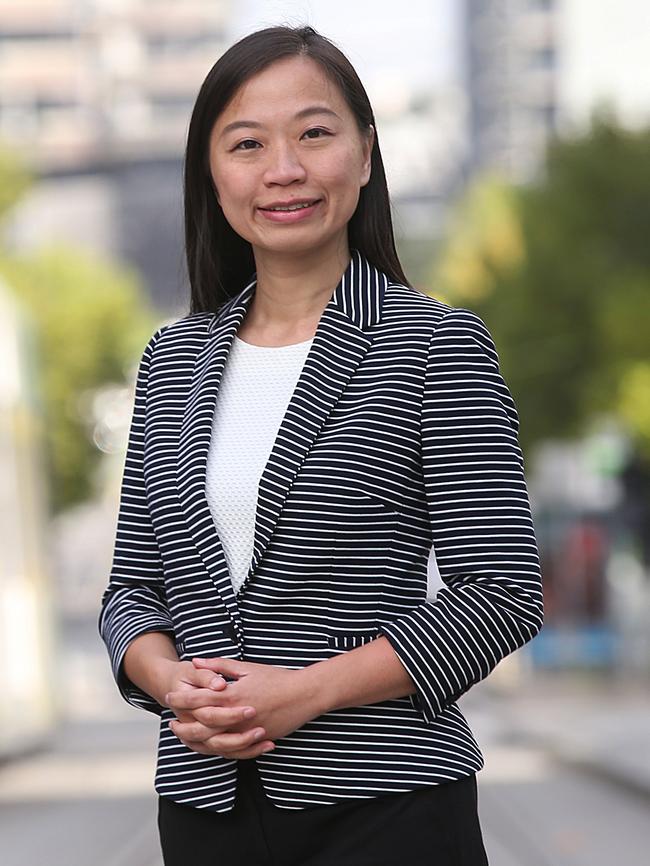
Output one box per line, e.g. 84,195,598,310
302,127,330,140
233,139,260,151
232,128,331,151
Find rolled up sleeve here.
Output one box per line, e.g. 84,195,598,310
379,308,544,723
98,326,174,715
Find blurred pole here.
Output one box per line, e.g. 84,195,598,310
0,279,56,757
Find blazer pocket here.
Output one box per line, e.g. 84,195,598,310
176,626,239,661
326,629,381,651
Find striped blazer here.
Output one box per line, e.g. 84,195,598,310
99,248,544,812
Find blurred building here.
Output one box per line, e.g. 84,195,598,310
0,0,230,169
461,0,650,184
462,0,558,183
369,84,468,241
0,0,231,310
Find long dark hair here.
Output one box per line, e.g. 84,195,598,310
184,25,411,314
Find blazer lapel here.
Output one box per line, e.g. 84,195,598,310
242,249,388,596
176,279,256,635
176,248,388,625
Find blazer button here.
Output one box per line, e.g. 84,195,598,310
224,623,237,642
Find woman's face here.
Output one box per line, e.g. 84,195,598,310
208,55,374,259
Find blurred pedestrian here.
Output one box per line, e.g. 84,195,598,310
99,24,543,866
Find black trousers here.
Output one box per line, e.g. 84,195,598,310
158,759,490,866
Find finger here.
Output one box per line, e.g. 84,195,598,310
204,729,272,754
192,657,249,681
174,709,197,724
182,666,227,691
170,718,221,743
191,705,257,728
169,703,256,729
223,742,276,760
172,720,267,751
176,738,275,760
165,687,238,711
175,738,213,756
198,736,275,759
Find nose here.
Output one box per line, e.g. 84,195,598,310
263,141,307,186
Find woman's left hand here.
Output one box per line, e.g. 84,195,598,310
165,658,321,759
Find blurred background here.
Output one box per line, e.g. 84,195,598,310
1,1,649,863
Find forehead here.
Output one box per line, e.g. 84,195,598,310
213,56,349,131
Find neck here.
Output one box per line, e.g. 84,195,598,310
242,236,350,341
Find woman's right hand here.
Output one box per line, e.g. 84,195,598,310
124,634,271,757
155,658,230,722
157,659,274,758
123,633,227,722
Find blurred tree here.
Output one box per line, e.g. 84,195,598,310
432,109,650,458
0,146,159,513
0,143,32,220
0,247,157,512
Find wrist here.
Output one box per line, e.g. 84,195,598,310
294,659,338,719
147,656,181,707
123,632,180,706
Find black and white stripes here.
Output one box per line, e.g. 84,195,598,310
99,248,544,812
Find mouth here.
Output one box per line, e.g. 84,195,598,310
257,199,323,223
258,198,322,212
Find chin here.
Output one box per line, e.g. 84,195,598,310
255,234,333,256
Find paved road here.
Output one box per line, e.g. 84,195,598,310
2,712,649,865
474,717,650,864
2,627,648,865
0,716,161,866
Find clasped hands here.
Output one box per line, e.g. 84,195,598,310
164,657,319,760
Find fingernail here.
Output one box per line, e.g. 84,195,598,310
262,744,275,753
243,707,256,719
210,677,224,689
254,728,265,740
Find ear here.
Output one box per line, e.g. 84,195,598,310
360,123,374,187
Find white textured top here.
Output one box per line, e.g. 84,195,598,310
205,334,314,595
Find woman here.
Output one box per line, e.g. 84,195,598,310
100,24,544,866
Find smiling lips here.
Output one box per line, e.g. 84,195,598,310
258,198,322,222
258,198,322,211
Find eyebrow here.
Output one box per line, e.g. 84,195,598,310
219,106,341,138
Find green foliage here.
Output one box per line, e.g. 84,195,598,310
0,246,158,512
433,110,650,457
0,144,32,222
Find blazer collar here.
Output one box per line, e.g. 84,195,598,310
176,248,388,639
208,246,387,335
